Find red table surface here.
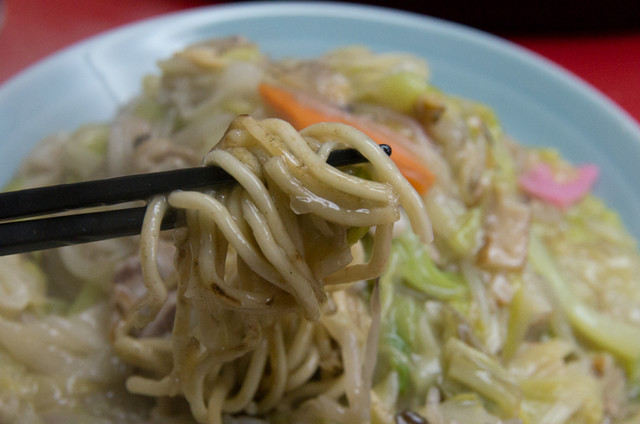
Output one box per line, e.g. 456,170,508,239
1,0,639,125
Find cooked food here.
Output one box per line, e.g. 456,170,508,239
1,36,639,424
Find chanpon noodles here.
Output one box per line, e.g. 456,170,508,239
1,37,640,424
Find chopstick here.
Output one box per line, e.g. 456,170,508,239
0,145,391,256
0,207,178,256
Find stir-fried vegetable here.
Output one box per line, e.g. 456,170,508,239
528,229,640,364
444,338,522,417
385,233,467,301
376,236,444,407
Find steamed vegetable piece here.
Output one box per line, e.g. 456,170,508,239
509,340,605,424
0,255,46,316
258,83,435,194
501,275,551,361
374,239,442,417
444,338,521,416
421,186,483,258
528,228,640,363
385,232,467,301
376,233,460,392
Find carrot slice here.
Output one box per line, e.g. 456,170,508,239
258,83,434,194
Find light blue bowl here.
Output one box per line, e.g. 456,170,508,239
1,2,639,238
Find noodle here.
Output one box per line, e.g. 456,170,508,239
109,115,428,423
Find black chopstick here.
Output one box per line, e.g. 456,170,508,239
0,145,390,221
0,145,391,255
0,166,231,222
0,207,179,256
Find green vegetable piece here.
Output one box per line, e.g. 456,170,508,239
444,338,522,417
223,46,262,62
389,233,467,300
134,98,167,121
528,229,640,364
63,124,109,182
67,283,105,315
449,207,482,257
366,71,430,114
346,226,370,245
382,331,412,394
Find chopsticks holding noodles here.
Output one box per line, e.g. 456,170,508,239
0,144,391,256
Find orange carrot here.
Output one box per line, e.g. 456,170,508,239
258,83,434,194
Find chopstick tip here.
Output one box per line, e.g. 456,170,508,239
380,144,392,157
